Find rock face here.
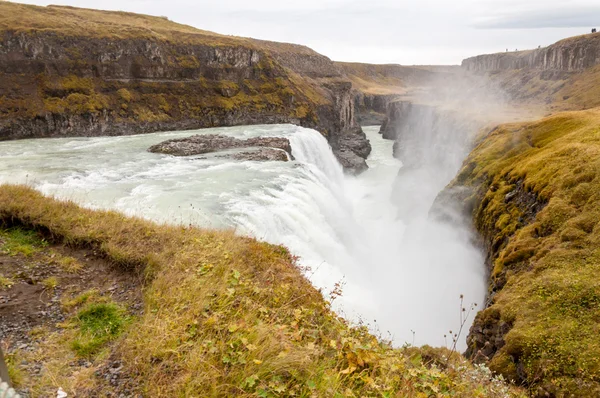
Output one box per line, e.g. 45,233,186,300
148,134,292,158
230,148,289,162
0,2,370,172
462,32,600,72
352,93,399,125
379,101,475,170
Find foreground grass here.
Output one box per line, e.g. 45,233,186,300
0,185,523,397
449,107,600,396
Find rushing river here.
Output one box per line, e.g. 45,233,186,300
0,124,485,349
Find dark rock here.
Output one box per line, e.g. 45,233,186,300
334,149,368,175
462,33,600,72
148,134,292,159
230,148,290,162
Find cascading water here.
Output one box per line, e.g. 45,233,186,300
0,124,486,349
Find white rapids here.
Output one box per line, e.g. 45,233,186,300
0,124,486,349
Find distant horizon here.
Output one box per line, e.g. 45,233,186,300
9,0,600,65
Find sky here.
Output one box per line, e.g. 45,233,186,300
12,0,600,64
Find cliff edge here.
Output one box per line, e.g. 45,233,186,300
0,2,370,172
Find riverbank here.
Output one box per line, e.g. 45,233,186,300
0,184,524,396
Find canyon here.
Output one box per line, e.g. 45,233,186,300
1,2,600,397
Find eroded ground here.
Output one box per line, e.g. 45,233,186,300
0,227,143,397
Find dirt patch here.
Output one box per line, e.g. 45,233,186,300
0,229,144,397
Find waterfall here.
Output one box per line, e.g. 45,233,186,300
0,124,486,349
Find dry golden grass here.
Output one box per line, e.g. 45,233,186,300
0,2,242,46
0,184,525,397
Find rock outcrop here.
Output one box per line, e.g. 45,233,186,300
379,101,477,170
0,2,370,172
148,134,292,158
462,32,600,72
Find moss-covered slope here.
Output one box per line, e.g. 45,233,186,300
0,185,524,397
445,107,600,396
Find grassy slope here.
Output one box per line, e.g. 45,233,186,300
451,107,600,396
335,63,408,95
0,2,242,44
0,185,524,397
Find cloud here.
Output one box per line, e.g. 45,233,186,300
10,0,600,64
472,5,600,29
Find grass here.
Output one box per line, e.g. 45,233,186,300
448,106,600,396
0,275,14,289
0,184,525,397
41,276,59,290
0,2,239,45
71,302,129,358
56,255,84,273
0,227,47,257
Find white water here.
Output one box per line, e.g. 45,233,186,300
0,124,486,349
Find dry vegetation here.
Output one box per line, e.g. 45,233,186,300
0,185,525,397
451,107,600,396
0,2,240,45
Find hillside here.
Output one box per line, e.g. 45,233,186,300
0,2,369,172
435,106,600,396
370,31,600,397
0,185,525,397
461,31,600,113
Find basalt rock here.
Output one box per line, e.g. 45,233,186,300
230,148,290,162
0,2,371,173
148,134,292,158
462,31,600,72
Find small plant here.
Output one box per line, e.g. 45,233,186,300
57,255,83,273
62,289,101,311
446,294,477,362
329,279,346,303
5,349,24,388
42,276,59,290
0,275,14,290
71,302,129,357
117,88,132,102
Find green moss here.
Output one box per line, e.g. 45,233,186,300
71,302,129,358
0,227,47,257
450,108,600,395
117,88,132,102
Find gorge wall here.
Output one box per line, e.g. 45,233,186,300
462,32,600,72
379,100,485,171
0,2,370,172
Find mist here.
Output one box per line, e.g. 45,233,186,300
318,71,518,349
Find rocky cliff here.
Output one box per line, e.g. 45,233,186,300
462,32,600,72
0,2,370,172
434,109,600,397
379,100,485,170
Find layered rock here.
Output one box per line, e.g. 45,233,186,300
462,32,600,72
379,101,476,170
0,2,370,172
148,134,292,158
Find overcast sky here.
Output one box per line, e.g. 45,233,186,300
13,0,600,64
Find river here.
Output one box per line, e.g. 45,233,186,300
0,124,486,349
